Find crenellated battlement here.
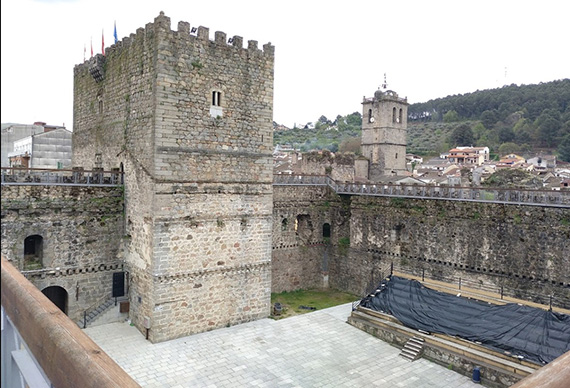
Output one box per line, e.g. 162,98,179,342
76,11,273,74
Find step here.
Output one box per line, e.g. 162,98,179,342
400,351,418,361
399,336,424,362
78,298,123,328
401,348,419,357
405,342,423,351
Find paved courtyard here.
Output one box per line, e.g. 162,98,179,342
85,303,478,387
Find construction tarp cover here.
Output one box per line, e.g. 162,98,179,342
359,276,570,364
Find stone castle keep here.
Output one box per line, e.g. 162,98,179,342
1,12,569,345
73,12,274,341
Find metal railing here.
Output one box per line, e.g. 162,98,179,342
394,266,570,310
273,174,570,208
1,167,124,186
273,174,329,186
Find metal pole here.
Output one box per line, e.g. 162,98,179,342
422,268,425,282
500,286,503,300
83,311,87,329
390,262,393,276
549,295,552,311
459,278,462,290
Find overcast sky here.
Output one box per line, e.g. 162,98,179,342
2,0,569,131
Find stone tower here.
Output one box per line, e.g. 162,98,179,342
361,88,408,178
72,12,274,342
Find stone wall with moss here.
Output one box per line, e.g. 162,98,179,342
272,185,333,292
329,195,570,306
272,185,569,306
0,184,125,321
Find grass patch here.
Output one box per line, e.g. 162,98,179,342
338,236,350,255
270,288,358,319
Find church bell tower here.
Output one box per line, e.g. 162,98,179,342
361,77,408,179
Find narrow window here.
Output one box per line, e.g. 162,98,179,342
399,108,403,123
322,223,331,238
392,107,397,123
282,218,288,231
368,109,372,123
210,91,223,118
212,91,222,106
97,94,103,114
395,153,398,159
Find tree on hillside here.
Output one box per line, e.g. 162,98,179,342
534,112,561,147
450,123,474,146
479,110,498,131
339,137,361,154
498,142,521,156
345,112,362,127
443,110,460,123
498,126,515,143
318,115,331,125
512,118,534,144
558,133,570,162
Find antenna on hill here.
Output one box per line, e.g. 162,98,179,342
381,73,388,90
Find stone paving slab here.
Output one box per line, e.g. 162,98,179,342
85,303,479,387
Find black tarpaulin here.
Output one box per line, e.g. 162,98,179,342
359,275,570,364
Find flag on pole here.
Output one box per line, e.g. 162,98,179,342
91,37,93,57
102,29,105,56
114,21,118,44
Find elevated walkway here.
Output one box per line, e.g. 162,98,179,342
273,174,570,208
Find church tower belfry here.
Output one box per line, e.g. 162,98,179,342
361,81,408,179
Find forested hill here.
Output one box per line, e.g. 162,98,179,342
408,79,570,123
274,79,570,161
406,79,570,159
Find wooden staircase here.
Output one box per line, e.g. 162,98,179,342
400,336,424,361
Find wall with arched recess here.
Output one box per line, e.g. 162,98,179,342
272,185,335,292
0,184,125,321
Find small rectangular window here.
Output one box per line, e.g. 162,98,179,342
212,91,222,106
